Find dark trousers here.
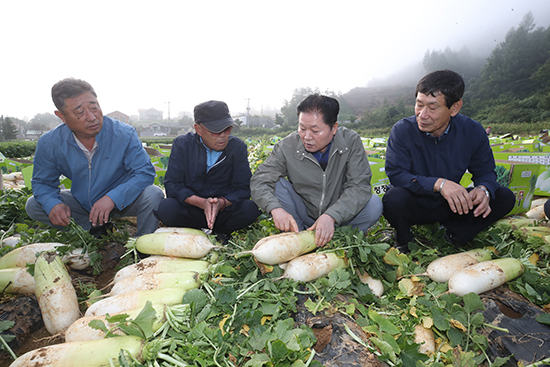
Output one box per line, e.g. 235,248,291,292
154,198,261,234
382,186,516,247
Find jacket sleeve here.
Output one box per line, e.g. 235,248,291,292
31,137,64,215
469,128,499,198
250,143,288,214
385,123,438,195
323,134,373,224
223,142,253,205
105,131,156,210
164,138,197,205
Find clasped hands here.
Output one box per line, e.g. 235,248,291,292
436,179,491,218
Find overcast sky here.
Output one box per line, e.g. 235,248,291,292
2,0,550,121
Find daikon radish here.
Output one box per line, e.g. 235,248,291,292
34,252,80,335
414,324,435,355
530,197,548,209
85,287,186,317
0,267,34,294
154,227,206,235
9,335,146,367
280,252,347,282
236,230,316,265
424,248,492,283
63,248,91,270
0,242,65,269
113,258,209,283
525,205,546,220
447,258,525,297
109,271,200,296
356,269,384,297
135,232,219,258
67,304,166,342
1,235,20,248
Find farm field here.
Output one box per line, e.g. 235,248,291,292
0,136,549,367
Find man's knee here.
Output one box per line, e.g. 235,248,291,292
140,185,165,208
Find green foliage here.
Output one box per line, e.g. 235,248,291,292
0,117,19,141
0,141,36,158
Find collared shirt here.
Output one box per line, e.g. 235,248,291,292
200,137,223,172
72,132,98,165
425,123,451,140
311,142,332,170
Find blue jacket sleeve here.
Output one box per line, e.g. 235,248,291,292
223,141,252,205
31,137,65,215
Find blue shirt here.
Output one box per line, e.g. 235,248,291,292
200,137,223,172
385,114,498,199
312,142,332,170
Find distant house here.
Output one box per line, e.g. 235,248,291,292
138,108,163,121
106,111,130,124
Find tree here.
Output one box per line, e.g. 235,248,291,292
1,117,18,141
29,112,60,130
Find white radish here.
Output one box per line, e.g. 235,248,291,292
237,230,316,265
525,205,546,220
1,235,21,248
0,242,65,269
536,170,550,189
0,267,35,294
109,271,200,296
424,248,493,283
414,324,435,355
447,258,525,297
113,258,209,284
67,304,166,342
530,197,548,209
355,269,384,297
280,252,347,282
34,251,80,335
85,287,187,317
154,227,206,235
9,335,146,367
135,232,219,258
63,248,91,270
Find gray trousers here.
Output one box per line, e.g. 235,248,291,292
25,185,165,236
275,178,383,233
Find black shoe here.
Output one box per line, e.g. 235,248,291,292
215,233,231,246
394,243,410,254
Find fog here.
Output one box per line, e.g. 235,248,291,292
1,0,549,120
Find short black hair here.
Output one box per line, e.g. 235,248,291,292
296,94,339,128
52,78,97,112
416,70,465,109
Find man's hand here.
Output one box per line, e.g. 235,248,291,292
308,214,335,247
204,197,228,230
271,208,299,233
90,195,115,227
49,203,72,226
438,179,473,215
471,186,492,218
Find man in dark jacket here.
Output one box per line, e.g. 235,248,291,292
154,100,260,241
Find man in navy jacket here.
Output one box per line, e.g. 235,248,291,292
154,100,260,241
383,70,515,252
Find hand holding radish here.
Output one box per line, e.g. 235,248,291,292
308,214,335,247
48,203,72,227
271,207,299,233
89,195,115,227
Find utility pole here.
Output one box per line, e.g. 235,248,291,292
245,98,251,127
165,101,171,136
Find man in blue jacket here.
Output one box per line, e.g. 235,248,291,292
26,78,164,236
383,70,515,253
153,100,260,242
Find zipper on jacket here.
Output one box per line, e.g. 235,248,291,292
87,160,93,209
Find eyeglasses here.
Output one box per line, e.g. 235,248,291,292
202,125,233,137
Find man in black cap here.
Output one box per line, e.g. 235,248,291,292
154,100,260,242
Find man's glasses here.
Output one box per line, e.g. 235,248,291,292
203,125,233,137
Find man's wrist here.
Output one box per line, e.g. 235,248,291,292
476,185,490,199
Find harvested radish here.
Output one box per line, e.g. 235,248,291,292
34,251,80,335
280,252,347,282
109,271,200,296
525,205,546,220
1,235,21,248
9,335,146,367
355,269,384,297
135,232,219,258
447,258,525,297
237,230,316,265
113,258,209,283
63,248,91,270
0,242,65,269
85,287,187,317
0,267,35,294
424,248,492,283
414,324,435,355
154,227,206,235
67,304,166,342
